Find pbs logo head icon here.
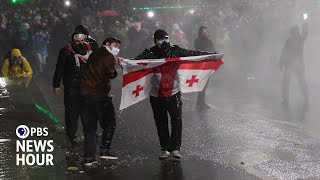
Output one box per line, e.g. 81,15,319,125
16,125,30,139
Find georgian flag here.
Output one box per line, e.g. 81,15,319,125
120,54,224,110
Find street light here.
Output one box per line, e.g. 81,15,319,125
147,11,155,18
64,0,71,7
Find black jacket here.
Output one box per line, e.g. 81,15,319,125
87,37,99,52
135,43,214,59
280,31,308,67
53,43,91,88
194,37,216,52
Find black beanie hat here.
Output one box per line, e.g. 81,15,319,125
154,29,169,41
75,25,89,36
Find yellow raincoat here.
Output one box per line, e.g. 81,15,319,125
2,49,33,77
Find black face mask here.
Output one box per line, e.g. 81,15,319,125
157,41,170,49
72,43,87,55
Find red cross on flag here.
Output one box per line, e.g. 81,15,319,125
132,85,144,97
119,54,224,110
186,75,199,87
178,59,223,93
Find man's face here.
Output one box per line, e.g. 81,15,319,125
202,29,209,38
108,42,121,50
74,39,84,45
12,56,22,65
156,36,170,45
105,42,121,56
73,34,86,45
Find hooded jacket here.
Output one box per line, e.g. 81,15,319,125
2,49,33,77
134,43,215,97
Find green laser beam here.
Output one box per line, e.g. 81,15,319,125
10,0,28,4
132,4,217,11
34,104,62,128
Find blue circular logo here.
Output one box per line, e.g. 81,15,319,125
16,125,30,139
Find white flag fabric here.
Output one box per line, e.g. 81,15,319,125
120,54,224,110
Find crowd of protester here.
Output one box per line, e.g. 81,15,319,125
0,0,310,166
0,0,300,76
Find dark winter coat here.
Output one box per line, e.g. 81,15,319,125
280,33,307,69
53,43,92,88
87,37,99,52
194,27,216,52
80,47,117,96
194,37,216,52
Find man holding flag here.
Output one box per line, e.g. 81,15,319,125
80,37,120,166
130,29,222,159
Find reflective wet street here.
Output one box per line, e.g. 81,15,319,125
1,73,320,180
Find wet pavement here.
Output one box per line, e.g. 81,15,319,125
1,70,320,179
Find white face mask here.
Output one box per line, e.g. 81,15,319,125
105,46,120,56
111,48,120,56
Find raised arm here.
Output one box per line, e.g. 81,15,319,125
174,45,217,57
133,48,158,60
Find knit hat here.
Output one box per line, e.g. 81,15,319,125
154,29,169,41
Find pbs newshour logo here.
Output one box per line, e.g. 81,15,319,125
16,125,30,139
16,125,54,166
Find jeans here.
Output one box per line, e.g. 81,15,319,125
64,87,83,144
81,95,116,159
36,53,47,72
150,92,182,151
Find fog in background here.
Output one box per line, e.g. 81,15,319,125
1,0,320,136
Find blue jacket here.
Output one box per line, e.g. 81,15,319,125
32,34,48,56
